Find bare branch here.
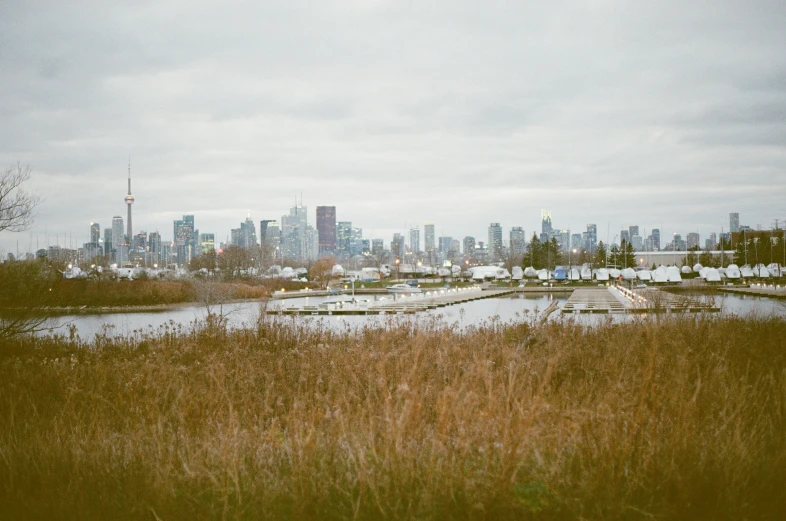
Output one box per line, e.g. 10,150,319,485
0,162,41,234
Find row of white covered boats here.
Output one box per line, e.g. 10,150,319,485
510,263,783,283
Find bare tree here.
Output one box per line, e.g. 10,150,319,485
1,163,40,234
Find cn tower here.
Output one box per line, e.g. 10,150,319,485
124,158,134,243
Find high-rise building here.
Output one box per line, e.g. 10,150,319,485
409,227,420,253
199,233,215,253
124,159,134,243
149,231,161,264
585,224,597,252
173,215,195,265
651,228,661,251
337,221,352,255
620,230,630,246
540,210,552,242
629,225,639,238
463,236,476,255
510,227,526,255
391,233,405,259
730,213,740,233
371,239,384,257
632,235,643,251
265,221,280,259
438,236,453,254
103,228,112,256
571,233,582,252
488,222,503,260
316,206,336,256
424,223,435,253
281,205,307,261
112,215,126,264
90,222,100,244
687,232,700,250
707,232,717,250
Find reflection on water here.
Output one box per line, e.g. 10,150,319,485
38,292,786,340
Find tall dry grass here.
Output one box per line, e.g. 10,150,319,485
1,315,785,520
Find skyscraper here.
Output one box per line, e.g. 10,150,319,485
391,233,404,259
103,228,112,256
337,221,352,255
651,228,661,251
730,213,740,233
687,232,700,250
463,236,476,255
316,206,337,256
173,215,195,265
585,224,597,251
629,225,639,238
112,216,126,264
281,205,307,260
488,222,503,260
424,223,435,253
90,222,100,243
541,210,552,242
409,227,420,253
510,227,525,255
124,159,134,243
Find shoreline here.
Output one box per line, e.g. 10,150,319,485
0,297,271,317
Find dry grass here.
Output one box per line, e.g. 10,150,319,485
1,315,785,520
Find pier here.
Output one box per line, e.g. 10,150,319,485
562,286,719,314
718,285,786,300
267,287,516,315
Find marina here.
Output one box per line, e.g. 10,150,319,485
562,286,720,314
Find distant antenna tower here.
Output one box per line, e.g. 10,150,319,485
124,156,135,243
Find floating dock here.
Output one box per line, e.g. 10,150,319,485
267,287,516,315
562,286,719,314
718,285,786,300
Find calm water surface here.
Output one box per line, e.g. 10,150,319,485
40,292,786,340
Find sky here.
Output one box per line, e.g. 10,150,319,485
1,0,785,255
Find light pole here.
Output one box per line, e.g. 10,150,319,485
395,258,400,281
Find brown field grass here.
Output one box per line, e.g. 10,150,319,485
1,315,785,520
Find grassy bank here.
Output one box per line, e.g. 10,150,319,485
1,316,785,519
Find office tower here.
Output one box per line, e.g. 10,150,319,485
409,227,420,253
571,233,582,251
558,230,570,252
264,221,281,259
112,215,126,264
651,228,661,250
199,233,215,252
242,215,257,249
371,239,384,257
673,234,685,250
438,236,453,254
149,231,161,264
349,239,370,256
103,228,112,256
174,215,195,265
540,210,552,242
463,236,476,255
316,206,336,256
391,233,404,259
133,231,147,251
730,213,740,233
585,224,597,251
352,227,362,240
488,222,503,260
620,230,630,245
632,235,643,251
629,225,639,238
281,205,307,261
124,159,134,243
687,232,700,250
450,239,460,253
509,227,525,255
708,232,717,249
337,221,352,255
90,222,100,243
424,223,435,253
304,225,319,261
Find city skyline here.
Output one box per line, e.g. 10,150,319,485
1,2,784,254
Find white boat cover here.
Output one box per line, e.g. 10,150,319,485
620,268,637,280
704,268,721,282
652,266,668,283
725,264,741,279
681,265,692,274
666,266,683,282
595,268,610,281
693,263,703,273
637,270,652,281
524,266,538,278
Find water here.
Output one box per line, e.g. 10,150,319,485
34,292,786,341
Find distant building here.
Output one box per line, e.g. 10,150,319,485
409,227,420,254
620,230,630,245
149,231,162,264
463,236,476,255
488,222,503,260
540,210,552,243
90,222,100,244
632,235,643,251
337,221,352,255
112,216,125,262
371,239,384,257
200,233,215,253
585,223,597,252
651,228,661,251
510,227,526,255
391,233,405,259
629,225,639,238
173,215,195,265
687,232,700,250
438,236,453,255
316,206,336,256
424,223,435,253
281,205,307,261
730,212,740,233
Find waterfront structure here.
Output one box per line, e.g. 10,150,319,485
730,213,740,233
488,222,503,261
409,227,420,254
316,206,336,256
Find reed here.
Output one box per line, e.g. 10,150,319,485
1,314,784,520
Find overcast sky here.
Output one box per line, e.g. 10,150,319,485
2,0,785,254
